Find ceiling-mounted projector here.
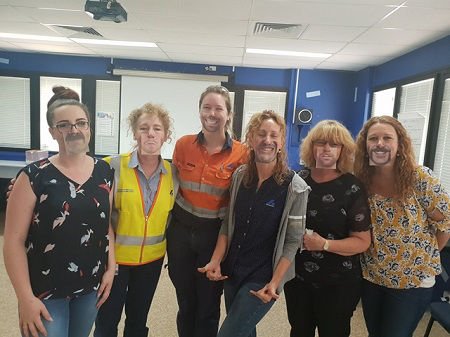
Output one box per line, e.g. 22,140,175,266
85,0,127,23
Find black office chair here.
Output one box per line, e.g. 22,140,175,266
423,246,450,337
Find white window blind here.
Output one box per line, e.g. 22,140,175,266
40,77,82,151
397,78,434,165
242,90,286,139
371,87,396,117
0,76,31,148
95,80,120,155
433,78,450,190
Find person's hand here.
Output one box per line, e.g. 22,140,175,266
18,295,52,337
303,231,327,251
96,268,114,308
197,260,228,281
6,178,16,201
250,282,279,303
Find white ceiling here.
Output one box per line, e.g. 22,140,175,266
0,0,449,71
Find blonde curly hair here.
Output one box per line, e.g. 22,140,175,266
354,116,417,199
301,120,355,173
128,102,173,143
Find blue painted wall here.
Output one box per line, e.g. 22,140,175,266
2,34,449,169
371,35,450,88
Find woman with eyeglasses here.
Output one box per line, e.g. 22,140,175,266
4,97,115,337
284,120,371,337
167,85,247,337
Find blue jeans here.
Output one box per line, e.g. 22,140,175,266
361,279,433,337
37,291,98,337
218,282,275,337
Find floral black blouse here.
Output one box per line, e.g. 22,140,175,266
22,158,114,300
295,169,371,285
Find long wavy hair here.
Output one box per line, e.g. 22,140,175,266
301,120,355,173
354,116,417,199
243,110,290,187
199,85,233,137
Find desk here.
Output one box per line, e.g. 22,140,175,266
0,160,27,179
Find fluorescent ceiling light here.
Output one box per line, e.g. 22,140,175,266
0,33,70,42
246,48,331,58
71,38,157,48
0,33,157,48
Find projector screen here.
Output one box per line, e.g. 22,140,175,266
120,76,220,159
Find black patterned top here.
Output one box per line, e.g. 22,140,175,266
21,157,114,300
295,169,370,285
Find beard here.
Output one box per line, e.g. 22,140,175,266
64,133,88,154
368,147,392,166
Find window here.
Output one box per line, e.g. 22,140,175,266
433,78,450,190
371,87,396,117
40,76,82,151
0,76,30,148
397,78,434,165
241,90,286,139
95,80,120,155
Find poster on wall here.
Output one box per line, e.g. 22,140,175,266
96,112,114,137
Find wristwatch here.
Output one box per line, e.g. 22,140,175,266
323,239,330,251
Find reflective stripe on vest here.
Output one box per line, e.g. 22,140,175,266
179,180,229,198
104,154,174,265
175,193,227,219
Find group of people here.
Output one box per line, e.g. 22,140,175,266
3,84,450,337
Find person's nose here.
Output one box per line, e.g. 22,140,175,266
323,142,331,151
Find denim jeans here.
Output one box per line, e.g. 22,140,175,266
37,291,98,337
361,279,433,337
218,281,275,337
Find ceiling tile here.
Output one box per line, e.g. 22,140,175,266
168,53,244,66
245,36,346,53
300,25,367,42
325,53,388,65
158,43,243,57
6,0,82,10
243,54,323,69
8,41,95,55
251,1,393,26
316,61,366,71
123,0,253,20
0,5,35,22
405,0,450,9
376,6,450,30
135,14,248,36
0,22,57,35
12,6,96,26
354,27,447,45
339,42,409,56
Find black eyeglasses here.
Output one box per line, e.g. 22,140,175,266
313,140,342,148
54,120,89,133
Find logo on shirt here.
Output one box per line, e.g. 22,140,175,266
265,199,275,207
186,162,196,167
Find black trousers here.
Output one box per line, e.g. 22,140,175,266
284,277,361,337
166,210,223,337
94,258,164,337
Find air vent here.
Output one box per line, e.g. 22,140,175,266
45,25,103,38
253,22,306,39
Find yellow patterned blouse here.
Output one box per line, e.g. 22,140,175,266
361,166,450,289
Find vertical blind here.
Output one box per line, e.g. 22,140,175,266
95,80,120,155
397,78,434,165
242,90,286,139
0,76,30,148
433,78,450,190
371,87,396,117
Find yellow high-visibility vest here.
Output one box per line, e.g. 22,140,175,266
104,153,175,265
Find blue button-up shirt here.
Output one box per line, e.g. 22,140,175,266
128,151,167,214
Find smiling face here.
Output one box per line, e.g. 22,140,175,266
249,118,283,164
313,140,342,169
366,122,398,166
49,105,90,155
199,93,230,134
134,113,168,155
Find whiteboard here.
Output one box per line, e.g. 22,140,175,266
120,76,219,159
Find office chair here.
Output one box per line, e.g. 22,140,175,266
423,246,450,337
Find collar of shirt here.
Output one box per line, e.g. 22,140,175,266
194,131,233,151
128,150,167,178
